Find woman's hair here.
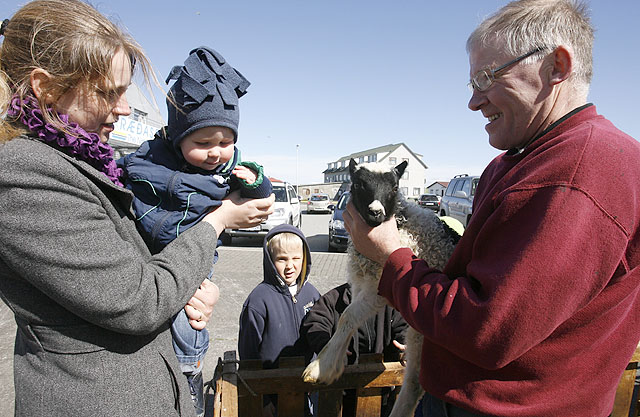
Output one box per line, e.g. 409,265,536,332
0,0,154,141
466,0,593,97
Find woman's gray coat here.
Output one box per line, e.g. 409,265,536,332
0,136,217,416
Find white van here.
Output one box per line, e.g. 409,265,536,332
222,181,301,244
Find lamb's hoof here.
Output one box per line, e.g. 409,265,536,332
302,359,321,383
302,354,344,385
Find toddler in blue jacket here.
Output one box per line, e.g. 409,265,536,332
118,46,272,417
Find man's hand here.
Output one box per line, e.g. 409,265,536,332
343,201,402,265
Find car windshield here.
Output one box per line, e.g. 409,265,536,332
273,186,287,202
336,193,350,210
311,195,328,201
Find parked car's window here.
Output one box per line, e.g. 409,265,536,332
445,180,458,196
471,178,479,196
311,195,328,201
461,179,471,195
454,179,465,193
336,194,349,210
287,186,297,201
422,195,439,202
273,187,287,202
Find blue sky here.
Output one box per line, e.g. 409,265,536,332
3,0,638,185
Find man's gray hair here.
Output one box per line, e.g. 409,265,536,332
467,0,593,96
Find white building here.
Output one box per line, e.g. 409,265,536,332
110,83,164,158
426,181,449,197
323,143,428,200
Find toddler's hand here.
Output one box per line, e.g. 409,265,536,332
233,165,257,185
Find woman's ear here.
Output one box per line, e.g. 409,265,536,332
549,45,573,86
29,68,53,102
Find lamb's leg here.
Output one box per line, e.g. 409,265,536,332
388,328,425,417
302,288,386,384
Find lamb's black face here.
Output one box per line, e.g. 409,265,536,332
348,158,407,227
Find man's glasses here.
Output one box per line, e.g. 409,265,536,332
468,47,545,92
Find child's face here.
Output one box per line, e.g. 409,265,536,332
272,239,304,286
179,126,235,171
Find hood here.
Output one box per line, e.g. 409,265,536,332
263,224,312,292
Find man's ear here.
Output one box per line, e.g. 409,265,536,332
29,68,54,102
548,45,573,86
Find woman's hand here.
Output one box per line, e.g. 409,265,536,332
203,190,274,236
185,280,220,330
343,201,402,265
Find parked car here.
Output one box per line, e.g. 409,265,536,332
222,181,301,244
439,174,480,227
417,194,440,212
328,192,350,252
307,193,332,214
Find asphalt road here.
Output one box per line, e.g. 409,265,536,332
0,212,350,416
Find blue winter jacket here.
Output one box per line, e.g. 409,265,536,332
238,224,320,367
118,130,272,254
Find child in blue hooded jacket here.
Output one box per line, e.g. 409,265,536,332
118,46,272,417
239,224,320,416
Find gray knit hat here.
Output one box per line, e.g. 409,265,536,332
165,46,250,146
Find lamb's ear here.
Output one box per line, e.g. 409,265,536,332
349,158,358,175
394,160,408,178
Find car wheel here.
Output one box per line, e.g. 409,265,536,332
440,209,447,217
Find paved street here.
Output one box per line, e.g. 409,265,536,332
0,212,350,416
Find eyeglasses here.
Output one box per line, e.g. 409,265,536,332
468,47,545,92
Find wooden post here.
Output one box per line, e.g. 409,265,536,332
220,351,239,417
278,356,306,417
355,354,383,417
612,346,640,417
238,358,262,417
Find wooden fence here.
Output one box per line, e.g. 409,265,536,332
211,346,640,417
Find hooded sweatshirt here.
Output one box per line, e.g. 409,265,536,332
238,224,320,367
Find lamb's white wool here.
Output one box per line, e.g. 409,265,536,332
368,200,385,216
302,162,459,417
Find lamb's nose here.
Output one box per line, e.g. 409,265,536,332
368,200,386,218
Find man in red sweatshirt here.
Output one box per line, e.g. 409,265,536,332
344,1,640,416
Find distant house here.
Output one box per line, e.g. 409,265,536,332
323,143,428,200
426,181,449,197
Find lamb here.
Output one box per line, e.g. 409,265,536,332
302,158,461,417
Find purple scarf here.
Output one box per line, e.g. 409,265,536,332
8,95,123,186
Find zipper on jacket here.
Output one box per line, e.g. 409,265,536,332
150,171,180,245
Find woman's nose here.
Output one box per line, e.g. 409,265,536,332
114,93,131,116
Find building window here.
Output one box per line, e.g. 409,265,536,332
402,171,409,180
370,154,377,162
413,187,420,196
400,187,408,196
358,156,364,163
389,157,396,165
131,108,147,123
341,160,345,167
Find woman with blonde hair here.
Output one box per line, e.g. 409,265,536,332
0,1,273,415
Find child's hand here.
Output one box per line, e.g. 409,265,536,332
233,165,257,185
